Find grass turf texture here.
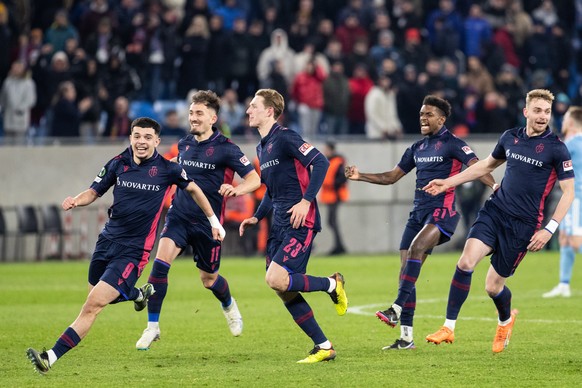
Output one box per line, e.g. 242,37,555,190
2,252,581,387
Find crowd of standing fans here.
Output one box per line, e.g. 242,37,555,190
1,0,582,143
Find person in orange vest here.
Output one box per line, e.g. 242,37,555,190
320,141,349,255
253,156,269,254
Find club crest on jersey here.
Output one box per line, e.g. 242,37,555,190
149,166,158,177
185,145,190,151
535,143,544,153
435,141,442,150
267,142,273,154
123,165,129,172
299,142,314,156
563,160,573,171
419,142,426,150
240,155,251,166
462,146,473,155
514,138,519,144
206,147,214,157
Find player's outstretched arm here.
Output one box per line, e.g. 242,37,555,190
185,181,226,240
219,170,261,197
345,165,405,185
62,189,99,210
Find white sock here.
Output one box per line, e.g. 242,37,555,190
391,303,402,317
316,340,332,350
444,319,456,331
327,278,336,293
401,325,413,342
47,349,57,366
147,321,160,330
499,316,512,326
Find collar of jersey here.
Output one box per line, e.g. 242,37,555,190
519,126,551,139
128,147,159,167
428,126,447,139
261,123,282,144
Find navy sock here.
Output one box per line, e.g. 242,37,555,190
400,287,416,327
52,327,81,359
287,273,330,293
394,259,422,307
284,294,327,345
491,286,512,322
446,266,473,320
147,258,171,322
209,275,232,307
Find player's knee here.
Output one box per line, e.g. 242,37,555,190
456,256,475,272
265,274,286,292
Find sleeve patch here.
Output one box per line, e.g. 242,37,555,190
563,160,573,171
462,146,473,155
240,155,251,166
299,142,314,156
181,169,189,180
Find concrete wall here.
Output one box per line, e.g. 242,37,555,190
0,138,502,259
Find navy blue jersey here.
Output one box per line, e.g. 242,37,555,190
169,130,254,224
257,124,323,231
90,148,191,251
398,126,478,211
489,127,574,227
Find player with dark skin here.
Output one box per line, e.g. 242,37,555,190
346,97,495,349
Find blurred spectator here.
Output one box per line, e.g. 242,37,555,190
441,58,465,126
426,0,463,58
323,38,345,68
532,0,559,28
0,60,36,141
83,17,122,70
418,57,445,95
256,29,295,88
347,63,373,135
524,20,553,76
293,40,329,80
50,81,91,137
364,73,402,140
205,14,232,95
322,61,350,136
344,37,375,78
181,0,213,34
227,18,255,100
388,0,423,45
400,28,431,72
288,0,320,51
17,29,43,69
78,0,119,44
551,93,571,135
505,0,533,50
462,4,492,59
549,23,573,94
178,15,210,97
490,25,519,72
162,109,188,138
494,63,524,125
334,12,368,55
291,59,326,139
219,88,246,135
397,64,425,134
0,2,10,85
45,9,79,53
75,58,104,142
312,18,335,53
101,52,138,105
465,56,494,97
369,29,402,74
103,96,131,138
481,0,508,30
367,10,391,47
337,0,374,27
473,90,512,133
214,0,247,31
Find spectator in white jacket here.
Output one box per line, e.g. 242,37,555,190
364,73,402,140
0,61,37,142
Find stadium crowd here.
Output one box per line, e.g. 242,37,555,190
0,0,581,143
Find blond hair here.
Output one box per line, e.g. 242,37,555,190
566,106,582,127
525,89,554,107
255,89,285,120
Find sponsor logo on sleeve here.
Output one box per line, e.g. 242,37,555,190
462,146,473,155
94,166,106,183
299,142,314,156
563,160,573,171
240,155,251,166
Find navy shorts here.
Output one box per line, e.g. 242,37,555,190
468,201,536,277
160,213,222,274
399,207,461,253
88,235,149,300
266,225,316,274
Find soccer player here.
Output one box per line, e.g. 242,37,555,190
543,106,582,298
424,89,575,353
239,89,348,364
26,117,225,374
345,95,495,350
136,90,260,350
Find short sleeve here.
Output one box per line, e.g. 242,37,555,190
90,157,121,196
491,130,511,160
397,146,415,174
283,130,321,167
554,142,575,181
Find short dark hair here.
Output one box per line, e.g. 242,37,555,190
131,117,161,135
191,90,221,115
422,95,452,118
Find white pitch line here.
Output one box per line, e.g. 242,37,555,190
348,298,582,324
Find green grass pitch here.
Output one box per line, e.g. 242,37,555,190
2,252,581,387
